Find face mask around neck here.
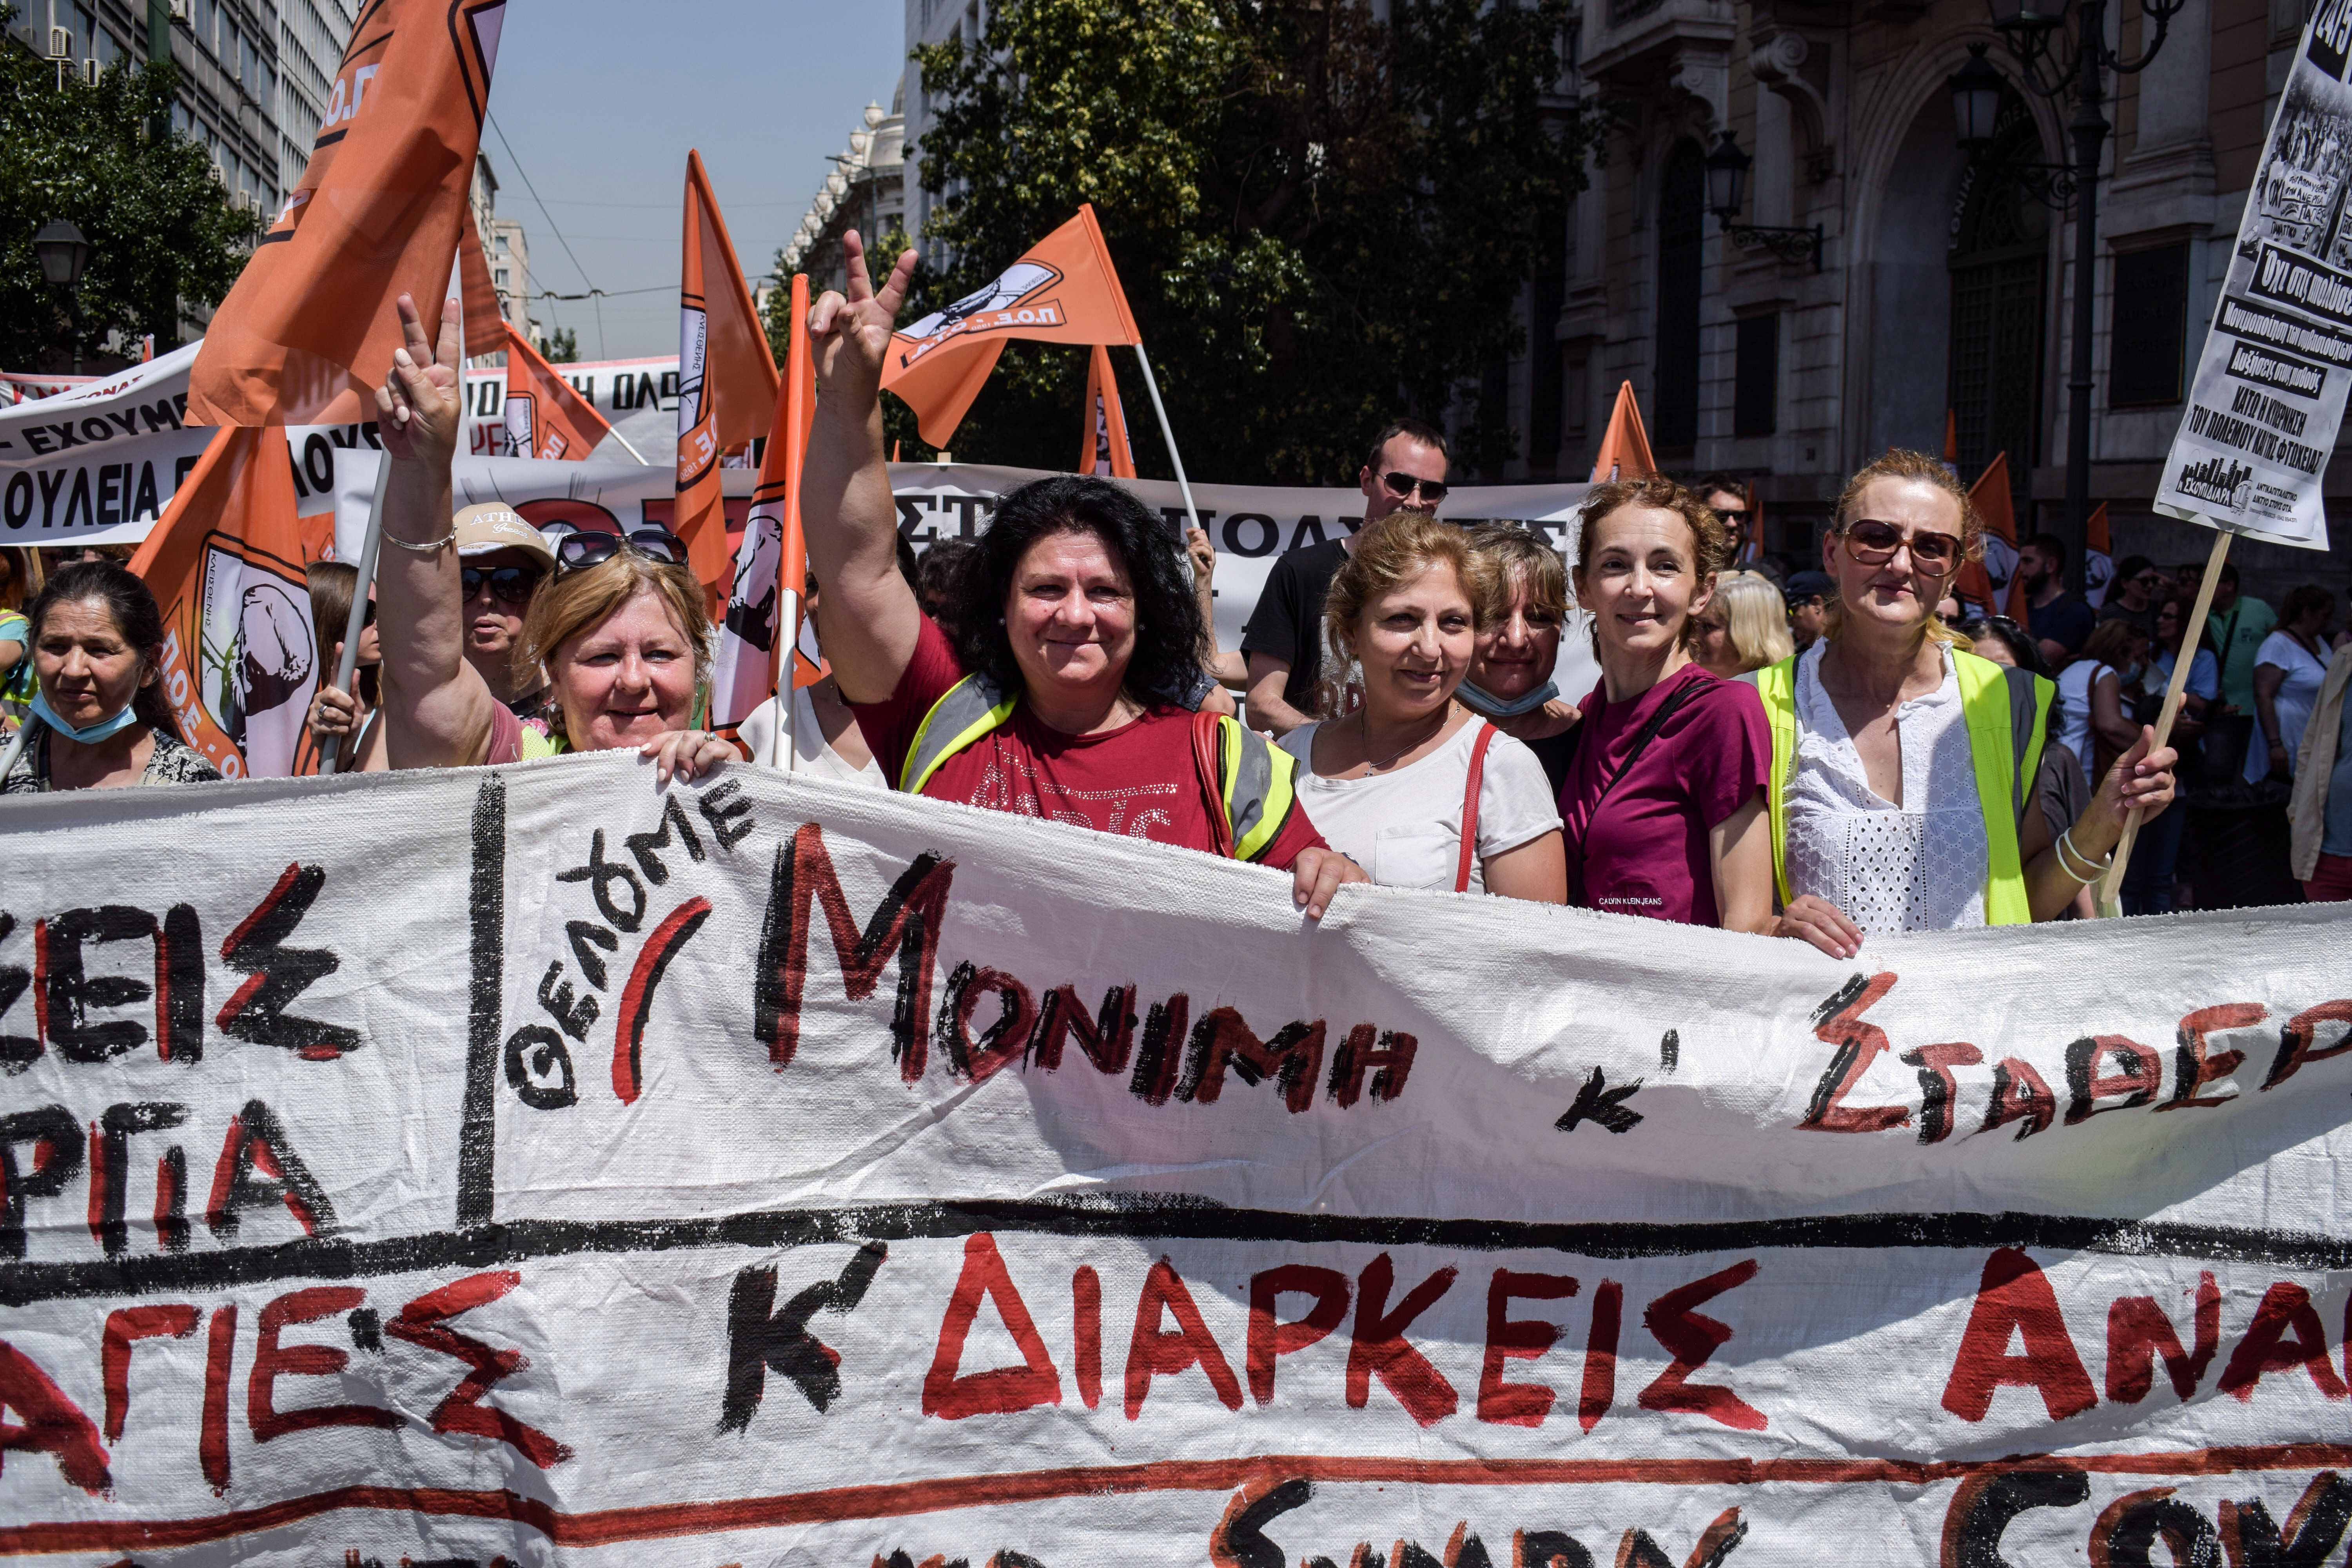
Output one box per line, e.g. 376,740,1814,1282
1457,677,1559,718
31,689,145,746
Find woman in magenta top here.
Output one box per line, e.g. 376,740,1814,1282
1560,477,1777,928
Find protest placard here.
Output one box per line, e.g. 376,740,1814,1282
2,757,2348,1563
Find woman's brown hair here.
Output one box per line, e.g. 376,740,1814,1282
305,561,379,707
1571,475,1731,650
516,551,712,739
1823,449,1979,646
1463,523,1568,624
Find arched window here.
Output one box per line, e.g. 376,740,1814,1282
1948,96,2049,521
1654,139,1706,449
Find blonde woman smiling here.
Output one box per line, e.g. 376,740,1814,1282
1278,512,1566,900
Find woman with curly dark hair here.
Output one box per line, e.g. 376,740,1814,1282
800,233,1363,916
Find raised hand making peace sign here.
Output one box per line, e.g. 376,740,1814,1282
808,229,920,406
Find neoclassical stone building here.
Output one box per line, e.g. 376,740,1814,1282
1518,0,2347,596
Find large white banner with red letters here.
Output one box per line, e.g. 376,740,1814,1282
2,756,2349,1565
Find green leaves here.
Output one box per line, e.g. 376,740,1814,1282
0,15,263,368
895,0,1600,481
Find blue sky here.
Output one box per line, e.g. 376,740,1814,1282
485,1,907,360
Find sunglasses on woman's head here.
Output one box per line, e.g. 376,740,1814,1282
554,527,689,573
460,565,541,605
1381,472,1448,503
1840,518,1962,577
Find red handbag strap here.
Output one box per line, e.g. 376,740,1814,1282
1192,710,1235,859
1455,721,1499,893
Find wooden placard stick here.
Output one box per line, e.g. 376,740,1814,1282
2096,528,2232,912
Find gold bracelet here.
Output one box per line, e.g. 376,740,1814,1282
382,527,456,554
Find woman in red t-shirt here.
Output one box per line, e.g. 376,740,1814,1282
801,235,1365,917
1560,477,1778,929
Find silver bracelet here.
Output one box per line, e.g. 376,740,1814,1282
381,527,457,554
2055,825,2111,885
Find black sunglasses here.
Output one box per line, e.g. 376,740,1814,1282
1381,472,1448,503
555,527,689,573
461,564,542,605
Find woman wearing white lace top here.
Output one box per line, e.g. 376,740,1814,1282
1753,450,2179,957
1278,511,1566,900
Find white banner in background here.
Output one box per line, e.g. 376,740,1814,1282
3,760,2350,1564
0,349,678,550
2153,0,2351,548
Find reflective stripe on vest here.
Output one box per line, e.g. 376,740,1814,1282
1757,647,2053,926
1218,715,1299,863
899,674,1019,797
897,681,1298,863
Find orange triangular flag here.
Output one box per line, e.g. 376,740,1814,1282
1944,408,1959,467
502,319,610,461
2083,501,2112,608
1080,343,1135,477
1965,452,2028,619
883,204,1142,449
713,276,819,738
129,428,319,777
458,219,506,352
187,0,504,425
675,150,782,600
1589,382,1657,483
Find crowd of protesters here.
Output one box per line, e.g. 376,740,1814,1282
4,236,2347,934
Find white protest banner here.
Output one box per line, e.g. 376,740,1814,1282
3,759,2349,1564
2152,0,2352,548
0,350,681,552
890,463,1595,686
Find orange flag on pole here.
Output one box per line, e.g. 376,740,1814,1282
458,218,505,350
502,319,610,461
1589,382,1657,482
712,276,817,745
2083,502,2114,608
187,0,505,425
675,150,781,599
1079,343,1135,477
128,428,319,778
883,204,1142,450
1956,452,2025,619
1944,409,1960,472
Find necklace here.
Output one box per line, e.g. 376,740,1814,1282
1355,703,1451,772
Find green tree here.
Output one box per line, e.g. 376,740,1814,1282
544,326,581,363
0,11,262,369
905,0,1599,483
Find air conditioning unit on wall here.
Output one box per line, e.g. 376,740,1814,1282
46,26,69,58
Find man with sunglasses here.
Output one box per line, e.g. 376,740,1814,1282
1241,417,1452,736
451,503,558,721
1697,474,1755,563
2096,555,2163,639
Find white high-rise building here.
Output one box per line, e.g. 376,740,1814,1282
274,0,357,200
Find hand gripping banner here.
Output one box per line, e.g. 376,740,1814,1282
3,759,2350,1564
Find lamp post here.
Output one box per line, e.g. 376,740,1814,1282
1702,131,1824,271
33,219,91,376
1961,0,2184,593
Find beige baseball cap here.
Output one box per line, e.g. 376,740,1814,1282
452,503,555,568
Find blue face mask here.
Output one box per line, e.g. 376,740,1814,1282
31,689,146,745
1457,677,1559,719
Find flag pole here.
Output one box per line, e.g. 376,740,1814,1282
606,426,651,466
317,454,391,776
2096,527,2232,913
1129,345,1200,537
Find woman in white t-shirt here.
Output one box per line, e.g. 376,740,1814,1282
1277,512,1566,899
2054,619,2148,796
2249,585,2336,782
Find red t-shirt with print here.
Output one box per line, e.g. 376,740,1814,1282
850,616,1327,871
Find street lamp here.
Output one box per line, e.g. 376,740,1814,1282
1947,44,2006,151
1703,131,1824,272
33,219,90,375
1965,0,2186,592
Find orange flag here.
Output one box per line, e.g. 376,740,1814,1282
1956,452,2025,619
676,150,781,598
503,319,610,461
883,203,1142,449
713,276,818,740
1589,382,1657,482
187,0,505,425
129,428,319,778
458,218,506,350
1943,409,1959,470
1079,343,1135,477
2083,502,2114,608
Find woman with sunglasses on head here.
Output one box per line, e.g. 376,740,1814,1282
799,234,1364,919
1759,450,2178,958
367,296,733,782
